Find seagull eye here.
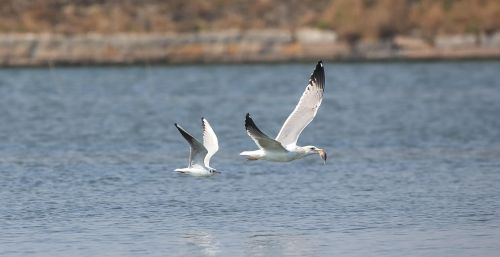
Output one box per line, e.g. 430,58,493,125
310,147,314,150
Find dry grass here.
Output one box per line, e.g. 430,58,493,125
0,0,499,41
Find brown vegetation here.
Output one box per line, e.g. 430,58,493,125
1,0,499,41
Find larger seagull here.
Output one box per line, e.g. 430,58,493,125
175,118,220,176
240,61,327,163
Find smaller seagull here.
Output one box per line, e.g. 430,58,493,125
240,61,327,163
175,118,220,176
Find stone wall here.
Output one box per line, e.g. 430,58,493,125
0,29,499,66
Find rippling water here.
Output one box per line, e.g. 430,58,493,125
1,61,499,257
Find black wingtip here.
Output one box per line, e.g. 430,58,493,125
175,123,196,145
315,61,324,71
174,123,183,134
174,123,183,132
311,61,325,89
245,113,252,124
245,113,260,130
245,113,253,127
245,113,269,138
245,113,252,127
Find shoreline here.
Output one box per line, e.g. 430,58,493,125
1,29,500,66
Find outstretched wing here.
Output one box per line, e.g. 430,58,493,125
175,123,208,168
245,113,287,152
201,117,219,167
275,61,325,147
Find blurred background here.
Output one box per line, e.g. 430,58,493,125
1,0,500,65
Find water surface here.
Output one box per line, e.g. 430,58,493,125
1,61,500,256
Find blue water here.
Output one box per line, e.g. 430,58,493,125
0,61,499,257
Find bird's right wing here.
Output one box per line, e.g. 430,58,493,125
201,117,219,167
175,123,208,168
245,113,287,152
275,61,325,147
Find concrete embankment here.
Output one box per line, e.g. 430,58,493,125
1,29,499,66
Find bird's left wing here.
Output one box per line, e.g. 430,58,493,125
245,113,287,152
175,123,208,168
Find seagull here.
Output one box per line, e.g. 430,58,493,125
240,61,327,163
174,118,220,176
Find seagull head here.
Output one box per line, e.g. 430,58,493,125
209,168,220,174
304,146,327,164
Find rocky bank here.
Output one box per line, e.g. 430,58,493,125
1,29,500,66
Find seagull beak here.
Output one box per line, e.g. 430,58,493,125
318,149,327,164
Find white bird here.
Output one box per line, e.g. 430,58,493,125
175,118,220,176
240,61,327,163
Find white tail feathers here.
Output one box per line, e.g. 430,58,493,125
239,150,262,160
239,151,253,156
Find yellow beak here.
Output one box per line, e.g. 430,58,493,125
318,149,327,164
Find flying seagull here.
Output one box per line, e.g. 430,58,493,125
175,118,220,176
240,61,327,163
